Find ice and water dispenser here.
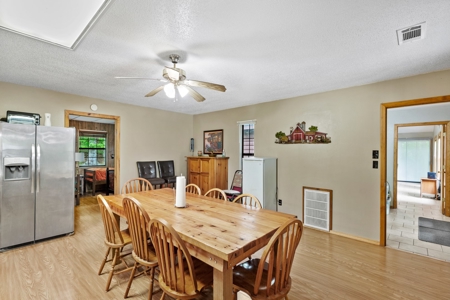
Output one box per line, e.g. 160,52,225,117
4,157,30,180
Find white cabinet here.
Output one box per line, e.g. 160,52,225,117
242,157,277,211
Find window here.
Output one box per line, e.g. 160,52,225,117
79,131,107,167
242,124,254,158
397,139,431,182
238,120,256,169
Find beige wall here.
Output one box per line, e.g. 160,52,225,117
193,69,450,242
3,68,450,242
0,82,193,188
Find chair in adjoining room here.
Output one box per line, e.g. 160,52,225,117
123,196,159,300
149,218,213,299
186,183,201,195
233,193,262,209
223,170,243,201
204,188,227,200
97,195,132,292
232,219,303,300
157,160,177,187
106,167,115,195
136,161,166,189
121,178,154,194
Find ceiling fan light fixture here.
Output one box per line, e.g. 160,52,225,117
177,85,188,97
164,83,175,98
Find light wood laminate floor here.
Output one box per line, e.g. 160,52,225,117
0,195,449,299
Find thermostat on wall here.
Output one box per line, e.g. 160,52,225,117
90,104,98,111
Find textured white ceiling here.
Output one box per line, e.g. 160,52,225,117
1,0,450,115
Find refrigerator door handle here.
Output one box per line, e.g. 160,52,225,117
36,144,41,193
31,144,35,193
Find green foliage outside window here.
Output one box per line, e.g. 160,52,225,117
79,136,106,166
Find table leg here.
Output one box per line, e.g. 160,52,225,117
213,262,233,300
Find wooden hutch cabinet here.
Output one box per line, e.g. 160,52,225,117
186,156,229,195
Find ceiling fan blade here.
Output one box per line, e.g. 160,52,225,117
115,76,167,82
145,85,165,97
184,79,226,92
183,85,206,102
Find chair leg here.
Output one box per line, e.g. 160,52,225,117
160,292,166,300
105,248,120,291
124,262,138,298
148,267,155,300
98,247,111,275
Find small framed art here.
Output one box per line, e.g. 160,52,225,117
203,129,223,155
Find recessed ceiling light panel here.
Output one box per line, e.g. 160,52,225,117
0,0,112,49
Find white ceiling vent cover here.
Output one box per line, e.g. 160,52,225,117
397,22,426,45
303,188,331,231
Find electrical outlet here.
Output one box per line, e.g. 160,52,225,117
278,199,282,206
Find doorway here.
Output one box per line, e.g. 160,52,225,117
64,110,121,194
393,123,444,209
380,95,450,246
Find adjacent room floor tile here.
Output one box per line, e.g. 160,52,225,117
386,182,450,261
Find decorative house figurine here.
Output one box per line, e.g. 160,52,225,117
275,121,331,144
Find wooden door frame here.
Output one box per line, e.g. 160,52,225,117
392,122,445,209
380,95,450,246
64,110,121,195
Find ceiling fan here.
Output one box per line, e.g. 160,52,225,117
115,54,226,102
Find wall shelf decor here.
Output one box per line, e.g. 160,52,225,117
275,121,331,144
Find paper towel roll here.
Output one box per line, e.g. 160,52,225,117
175,175,186,207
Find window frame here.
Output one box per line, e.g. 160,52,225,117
78,130,107,167
238,120,256,169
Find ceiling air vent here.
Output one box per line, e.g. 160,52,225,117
397,22,426,45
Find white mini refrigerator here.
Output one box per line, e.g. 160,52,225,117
242,157,277,211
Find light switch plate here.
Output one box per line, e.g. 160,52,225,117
372,150,379,159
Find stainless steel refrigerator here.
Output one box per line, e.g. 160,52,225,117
0,122,75,250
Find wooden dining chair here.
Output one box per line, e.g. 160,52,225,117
232,219,303,300
97,195,133,292
186,183,201,195
121,178,154,194
149,218,213,299
123,197,159,300
233,193,262,208
204,188,227,200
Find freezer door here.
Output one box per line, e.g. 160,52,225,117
243,159,264,204
35,126,75,240
0,123,36,249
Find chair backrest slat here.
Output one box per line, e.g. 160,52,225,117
232,193,262,208
123,197,153,261
149,218,199,296
186,183,201,195
204,188,227,200
254,219,303,297
121,178,154,194
97,195,124,245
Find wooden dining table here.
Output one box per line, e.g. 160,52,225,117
104,188,296,299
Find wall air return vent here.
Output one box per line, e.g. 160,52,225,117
303,187,332,232
397,22,426,45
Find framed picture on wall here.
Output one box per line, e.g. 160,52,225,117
204,129,223,154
